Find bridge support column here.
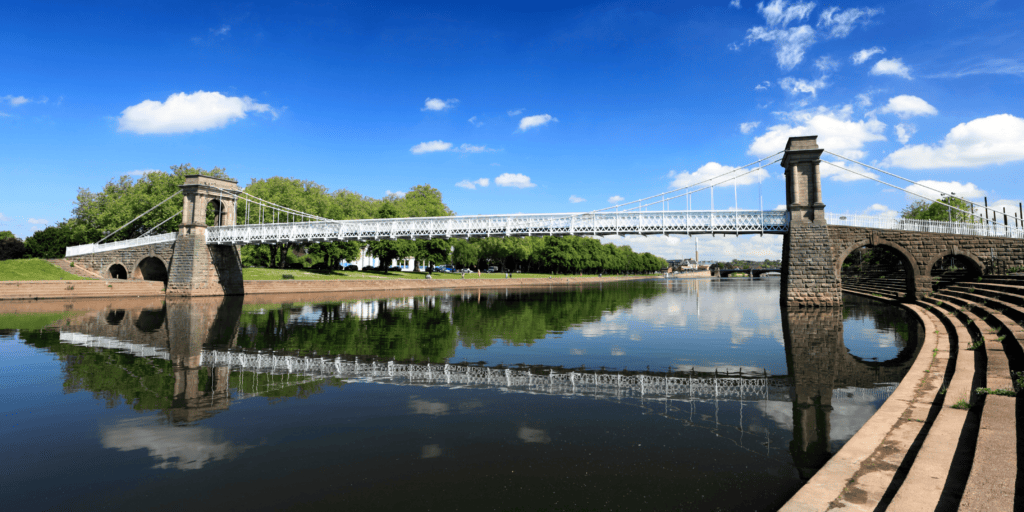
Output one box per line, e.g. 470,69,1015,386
166,175,245,297
780,136,843,307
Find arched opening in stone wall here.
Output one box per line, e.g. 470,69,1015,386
839,245,913,300
108,264,128,280
135,307,167,333
134,257,168,283
105,309,126,326
930,254,983,291
206,199,223,226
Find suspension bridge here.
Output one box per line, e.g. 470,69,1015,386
62,136,1024,305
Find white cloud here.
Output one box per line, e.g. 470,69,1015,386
740,121,761,134
730,0,741,7
467,116,483,127
519,114,557,131
3,95,29,106
992,199,1023,216
126,169,159,176
212,25,230,36
456,178,490,189
385,190,407,198
117,91,275,135
779,76,827,96
27,218,48,225
851,46,884,65
409,140,453,154
871,58,911,79
569,195,586,203
817,6,883,38
608,195,625,203
454,143,493,153
855,93,872,107
774,204,787,211
755,81,771,90
878,95,937,119
748,104,886,159
101,417,251,471
895,123,916,144
618,233,783,263
422,98,457,111
745,25,816,71
0,213,10,222
863,204,899,219
507,109,523,116
815,56,839,72
495,173,536,188
884,114,1024,169
929,58,1024,79
670,161,771,189
904,180,984,202
490,162,501,166
759,0,815,28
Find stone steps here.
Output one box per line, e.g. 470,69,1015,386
885,296,978,510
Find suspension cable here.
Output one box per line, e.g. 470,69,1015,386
97,190,182,243
820,160,981,220
613,158,781,212
824,150,1000,217
140,208,183,237
587,151,784,213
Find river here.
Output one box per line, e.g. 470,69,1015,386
0,278,921,511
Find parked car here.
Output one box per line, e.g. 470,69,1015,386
344,264,359,271
486,266,499,273
388,265,402,272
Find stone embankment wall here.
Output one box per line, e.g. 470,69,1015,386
0,280,166,300
0,275,656,301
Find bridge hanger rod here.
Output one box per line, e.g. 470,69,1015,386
140,208,183,237
586,151,783,214
207,186,329,222
824,151,1003,218
820,160,982,220
97,190,182,243
618,158,781,212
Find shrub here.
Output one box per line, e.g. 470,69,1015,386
0,237,26,260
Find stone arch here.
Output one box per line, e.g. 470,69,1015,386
108,263,128,280
206,198,224,226
923,249,986,279
134,256,169,282
834,237,921,300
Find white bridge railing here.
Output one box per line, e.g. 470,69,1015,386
205,210,791,245
64,232,176,257
826,213,1024,239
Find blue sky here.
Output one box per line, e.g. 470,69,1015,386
2,0,1022,261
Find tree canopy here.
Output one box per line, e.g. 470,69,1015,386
900,196,978,223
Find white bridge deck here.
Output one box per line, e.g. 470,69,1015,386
205,210,790,245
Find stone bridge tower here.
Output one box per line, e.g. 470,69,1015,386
780,136,842,307
166,175,245,297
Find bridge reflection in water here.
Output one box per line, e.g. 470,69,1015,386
38,289,920,474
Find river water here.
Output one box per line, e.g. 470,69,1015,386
0,278,921,511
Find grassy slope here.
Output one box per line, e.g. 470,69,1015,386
0,259,88,281
241,267,604,281
0,311,86,330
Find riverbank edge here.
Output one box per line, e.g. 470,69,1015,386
0,275,658,301
780,289,939,512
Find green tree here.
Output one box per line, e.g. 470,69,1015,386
900,196,978,223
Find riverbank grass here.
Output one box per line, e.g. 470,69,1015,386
243,267,615,281
0,258,88,281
